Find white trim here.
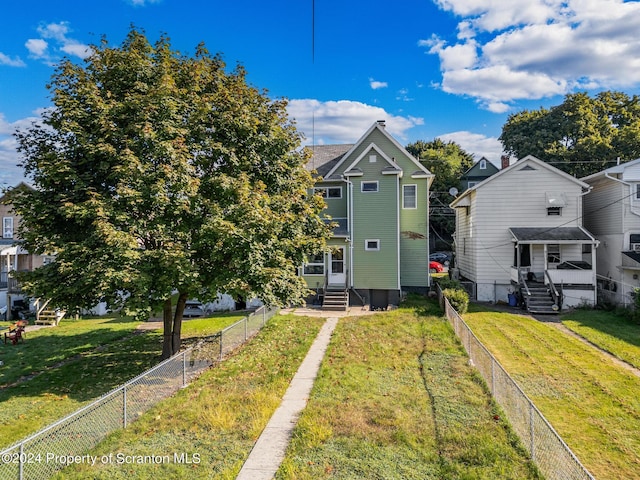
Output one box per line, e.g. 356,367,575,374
364,239,380,251
324,122,433,179
343,143,400,174
397,175,401,289
2,217,13,239
402,184,417,209
361,180,379,192
302,253,325,276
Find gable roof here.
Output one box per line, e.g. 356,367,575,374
323,122,433,181
451,155,589,208
461,157,500,179
581,157,640,182
305,144,354,178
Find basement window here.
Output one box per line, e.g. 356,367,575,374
365,239,380,251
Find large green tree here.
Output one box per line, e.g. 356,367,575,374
406,139,474,249
500,91,640,177
12,28,330,358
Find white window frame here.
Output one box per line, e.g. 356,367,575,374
361,181,379,193
479,159,487,169
547,244,561,265
3,217,13,239
303,253,325,275
468,181,478,188
314,186,342,199
365,239,380,251
403,184,417,209
369,155,377,163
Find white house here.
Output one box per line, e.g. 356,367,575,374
582,158,640,306
450,155,599,312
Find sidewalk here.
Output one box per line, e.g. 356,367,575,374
235,315,339,480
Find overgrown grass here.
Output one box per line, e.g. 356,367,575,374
54,314,325,480
561,308,640,369
278,299,539,479
0,312,243,449
464,303,640,480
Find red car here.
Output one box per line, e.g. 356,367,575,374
429,261,444,273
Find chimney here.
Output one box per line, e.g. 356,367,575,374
377,120,386,128
501,155,510,169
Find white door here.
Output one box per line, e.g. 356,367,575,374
328,247,346,285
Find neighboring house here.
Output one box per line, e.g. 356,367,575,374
582,158,640,306
0,182,54,319
459,157,500,190
300,120,434,310
450,155,599,312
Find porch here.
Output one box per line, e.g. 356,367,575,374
509,227,598,312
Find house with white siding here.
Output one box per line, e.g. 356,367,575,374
450,155,599,312
300,121,434,310
582,158,640,306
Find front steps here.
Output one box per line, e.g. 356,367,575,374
524,282,558,314
322,285,348,311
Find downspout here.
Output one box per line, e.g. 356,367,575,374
344,176,354,289
397,175,401,291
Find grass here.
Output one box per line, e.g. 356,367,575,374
561,308,640,369
0,312,244,449
54,313,325,480
463,303,640,480
278,298,539,479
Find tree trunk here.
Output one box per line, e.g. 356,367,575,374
161,298,174,360
171,292,188,355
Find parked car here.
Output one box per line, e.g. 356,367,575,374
429,252,451,265
429,261,445,273
183,300,205,318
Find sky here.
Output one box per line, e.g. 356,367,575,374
2,0,640,187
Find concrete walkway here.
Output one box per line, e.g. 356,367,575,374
235,316,339,480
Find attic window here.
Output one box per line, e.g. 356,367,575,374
361,181,379,192
369,155,377,163
479,159,487,169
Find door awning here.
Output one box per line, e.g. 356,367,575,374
509,227,598,244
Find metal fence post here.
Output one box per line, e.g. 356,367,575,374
19,442,24,480
182,351,187,387
123,386,127,428
530,402,535,462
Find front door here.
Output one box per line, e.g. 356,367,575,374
328,247,346,285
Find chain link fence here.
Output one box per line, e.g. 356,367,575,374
436,285,594,480
0,305,278,480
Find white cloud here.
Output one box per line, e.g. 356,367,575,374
287,99,423,145
423,0,640,110
369,78,388,90
0,52,26,67
0,113,41,188
28,22,91,65
126,0,161,6
25,39,49,58
436,130,504,163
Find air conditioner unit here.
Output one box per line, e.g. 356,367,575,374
632,243,640,253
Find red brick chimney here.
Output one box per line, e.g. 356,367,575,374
501,155,510,169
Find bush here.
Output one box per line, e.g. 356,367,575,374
435,277,463,291
442,287,469,314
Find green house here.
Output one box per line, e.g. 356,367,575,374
301,121,434,310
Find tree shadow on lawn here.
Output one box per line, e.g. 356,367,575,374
560,309,640,348
0,329,163,402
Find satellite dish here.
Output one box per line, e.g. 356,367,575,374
448,187,459,197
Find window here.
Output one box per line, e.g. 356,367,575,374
369,155,377,163
547,244,561,264
361,181,379,192
547,207,562,216
3,217,13,239
303,253,325,275
314,187,342,199
479,159,487,169
636,184,640,200
468,181,478,188
403,185,417,209
365,239,380,251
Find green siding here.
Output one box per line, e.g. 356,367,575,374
300,239,350,289
399,178,428,287
314,181,347,220
349,148,399,290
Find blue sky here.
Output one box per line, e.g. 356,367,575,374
2,0,640,187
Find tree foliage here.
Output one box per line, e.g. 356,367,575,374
500,91,640,177
12,28,330,358
406,139,474,249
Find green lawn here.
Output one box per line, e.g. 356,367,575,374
561,308,640,369
279,299,539,479
58,300,539,480
0,312,244,449
463,303,640,480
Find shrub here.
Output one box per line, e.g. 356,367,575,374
442,287,469,314
435,277,463,291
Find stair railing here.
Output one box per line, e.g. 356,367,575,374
544,270,562,311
